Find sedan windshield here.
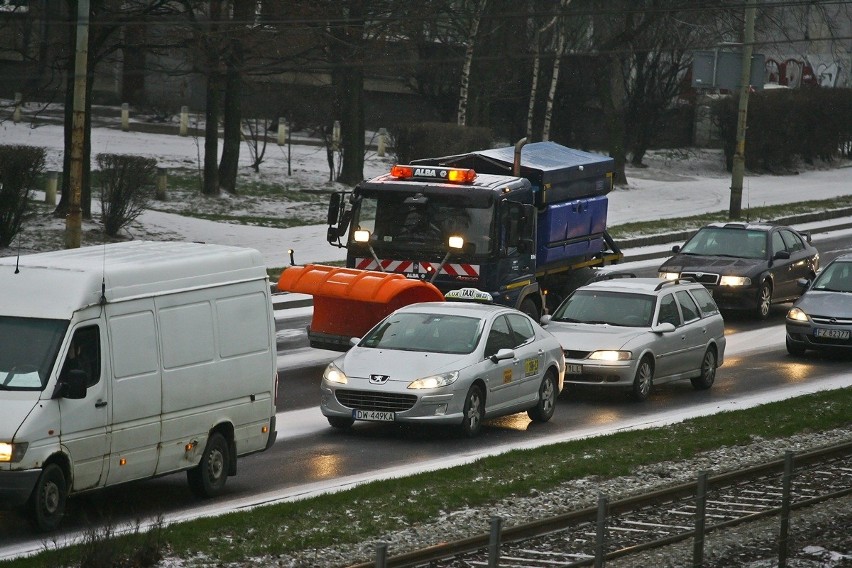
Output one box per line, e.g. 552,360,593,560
0,316,68,390
812,260,852,292
360,313,483,354
681,228,767,259
552,290,655,327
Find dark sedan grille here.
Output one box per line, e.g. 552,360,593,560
680,271,720,285
564,349,592,359
335,389,417,412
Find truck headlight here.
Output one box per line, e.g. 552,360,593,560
0,441,28,463
658,271,679,280
719,275,751,286
787,307,809,322
588,350,632,362
408,371,459,389
323,363,348,385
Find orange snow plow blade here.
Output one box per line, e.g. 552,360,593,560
277,264,444,351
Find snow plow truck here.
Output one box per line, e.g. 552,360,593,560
278,139,623,351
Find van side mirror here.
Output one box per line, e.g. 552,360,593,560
55,369,87,400
327,193,342,226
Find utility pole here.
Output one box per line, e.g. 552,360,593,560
66,0,90,249
729,0,757,220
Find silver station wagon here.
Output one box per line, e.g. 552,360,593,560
541,277,726,401
320,292,566,437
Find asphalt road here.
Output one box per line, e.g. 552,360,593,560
0,232,849,559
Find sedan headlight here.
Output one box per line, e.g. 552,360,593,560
787,307,809,322
719,275,751,286
0,441,28,463
323,363,348,385
408,371,459,389
588,350,632,362
658,271,679,280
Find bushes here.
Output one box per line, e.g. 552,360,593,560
0,145,46,247
97,153,157,237
712,87,852,171
391,122,493,164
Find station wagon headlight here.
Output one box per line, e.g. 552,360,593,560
588,350,632,362
719,275,751,286
323,363,348,385
658,271,679,280
408,371,459,389
787,307,809,322
0,441,27,463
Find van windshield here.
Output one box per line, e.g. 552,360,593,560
0,316,68,390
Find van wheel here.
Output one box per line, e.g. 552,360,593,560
188,432,230,498
28,463,67,532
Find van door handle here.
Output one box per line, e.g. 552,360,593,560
95,400,108,408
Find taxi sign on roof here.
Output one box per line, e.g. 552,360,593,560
444,288,493,302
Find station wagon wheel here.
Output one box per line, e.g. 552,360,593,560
460,384,485,437
630,357,654,402
328,416,355,429
690,346,717,390
27,463,67,532
756,281,772,319
188,432,230,498
528,370,558,423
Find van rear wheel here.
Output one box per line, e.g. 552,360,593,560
27,463,67,532
188,432,230,498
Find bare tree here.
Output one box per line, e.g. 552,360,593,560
457,0,488,127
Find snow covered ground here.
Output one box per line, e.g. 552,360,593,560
1,119,851,267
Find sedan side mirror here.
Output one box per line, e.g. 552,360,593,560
652,322,676,334
490,348,515,362
540,315,552,326
774,250,791,261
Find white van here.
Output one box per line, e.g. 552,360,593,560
0,241,278,531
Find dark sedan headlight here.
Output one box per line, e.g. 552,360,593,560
719,275,751,286
787,307,809,322
658,271,679,280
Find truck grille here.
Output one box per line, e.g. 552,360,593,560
680,272,720,285
335,389,417,412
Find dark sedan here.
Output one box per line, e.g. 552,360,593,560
785,252,852,355
658,222,820,319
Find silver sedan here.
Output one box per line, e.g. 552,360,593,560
320,299,566,437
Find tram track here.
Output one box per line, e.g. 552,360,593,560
348,439,852,568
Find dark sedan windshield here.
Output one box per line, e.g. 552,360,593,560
552,290,655,327
0,316,68,390
681,228,767,259
360,313,483,354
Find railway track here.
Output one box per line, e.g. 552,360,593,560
349,440,852,568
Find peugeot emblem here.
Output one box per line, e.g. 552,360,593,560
370,374,390,384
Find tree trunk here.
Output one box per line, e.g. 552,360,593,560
542,0,571,142
218,61,241,194
526,30,541,141
457,0,487,127
337,65,364,186
602,53,628,185
203,70,221,196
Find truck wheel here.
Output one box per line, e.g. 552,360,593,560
527,371,558,422
27,463,67,532
188,432,230,498
519,298,539,321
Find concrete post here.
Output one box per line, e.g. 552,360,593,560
45,171,59,205
12,92,21,124
377,127,388,157
277,118,287,146
121,103,129,131
156,167,168,200
179,106,189,136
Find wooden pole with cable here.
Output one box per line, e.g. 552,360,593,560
66,0,90,249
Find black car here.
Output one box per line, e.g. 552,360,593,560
658,222,820,318
786,252,852,355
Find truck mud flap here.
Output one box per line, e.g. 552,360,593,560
277,264,444,350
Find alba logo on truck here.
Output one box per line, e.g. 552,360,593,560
413,168,446,178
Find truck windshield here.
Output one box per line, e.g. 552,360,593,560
353,195,495,255
0,316,68,390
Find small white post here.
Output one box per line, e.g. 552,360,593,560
179,105,189,136
277,117,287,146
12,92,22,124
377,127,388,157
45,171,59,205
121,103,130,131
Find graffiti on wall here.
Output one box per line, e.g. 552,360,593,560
765,57,842,88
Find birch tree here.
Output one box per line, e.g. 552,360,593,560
541,0,572,141
457,0,488,126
